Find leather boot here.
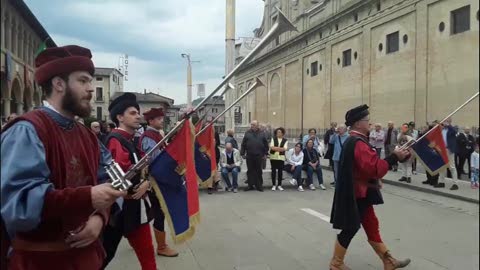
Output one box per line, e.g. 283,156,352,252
368,241,411,270
154,229,179,257
329,240,351,270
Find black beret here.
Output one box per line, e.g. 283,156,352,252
345,104,369,127
109,93,140,123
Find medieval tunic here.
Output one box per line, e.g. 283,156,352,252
105,129,153,234
1,106,112,270
330,131,395,245
103,128,156,270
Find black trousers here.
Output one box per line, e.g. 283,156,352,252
247,156,264,188
270,159,284,186
458,155,472,178
149,191,165,231
427,170,439,185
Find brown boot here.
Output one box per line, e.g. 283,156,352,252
329,240,351,270
368,241,411,270
154,229,179,257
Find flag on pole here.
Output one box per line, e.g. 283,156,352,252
411,125,449,175
34,38,50,57
195,124,217,186
148,120,200,244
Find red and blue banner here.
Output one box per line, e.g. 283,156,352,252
412,125,449,175
195,124,217,186
149,120,200,244
194,119,203,134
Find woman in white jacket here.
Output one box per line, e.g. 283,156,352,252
285,143,305,191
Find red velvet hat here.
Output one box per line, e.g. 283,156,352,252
143,108,165,121
34,45,95,85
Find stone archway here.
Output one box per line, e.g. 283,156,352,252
11,78,23,115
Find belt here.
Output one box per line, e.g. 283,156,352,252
12,238,71,252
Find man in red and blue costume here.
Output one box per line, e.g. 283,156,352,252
329,104,411,270
1,45,125,270
102,93,157,270
139,107,179,257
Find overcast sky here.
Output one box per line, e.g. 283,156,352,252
25,0,264,104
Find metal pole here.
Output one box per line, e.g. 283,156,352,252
225,0,236,131
187,56,192,108
400,91,479,150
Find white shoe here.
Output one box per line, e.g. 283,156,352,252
319,184,326,190
277,186,284,191
271,186,277,191
298,186,304,192
289,179,297,186
309,184,316,190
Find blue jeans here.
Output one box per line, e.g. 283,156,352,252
284,164,303,186
221,166,239,188
306,164,323,185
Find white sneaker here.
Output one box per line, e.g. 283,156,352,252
319,184,326,190
277,186,284,191
298,186,304,192
289,179,297,186
309,184,316,190
271,186,277,191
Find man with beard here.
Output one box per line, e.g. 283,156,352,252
138,108,179,257
1,45,126,270
102,93,157,270
329,104,411,270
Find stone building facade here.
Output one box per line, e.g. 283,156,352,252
91,68,124,121
228,0,479,135
1,0,56,121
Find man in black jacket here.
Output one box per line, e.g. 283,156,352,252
324,122,337,167
241,120,269,191
456,127,475,179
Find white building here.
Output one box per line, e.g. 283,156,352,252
90,67,124,121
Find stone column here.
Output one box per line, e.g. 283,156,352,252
16,102,23,115
2,98,11,118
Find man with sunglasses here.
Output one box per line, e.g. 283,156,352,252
329,104,411,270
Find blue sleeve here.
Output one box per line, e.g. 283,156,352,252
142,136,161,162
302,135,308,146
1,121,53,238
97,139,113,184
329,134,336,144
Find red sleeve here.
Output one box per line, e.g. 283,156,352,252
42,186,94,221
354,141,389,181
107,138,132,172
